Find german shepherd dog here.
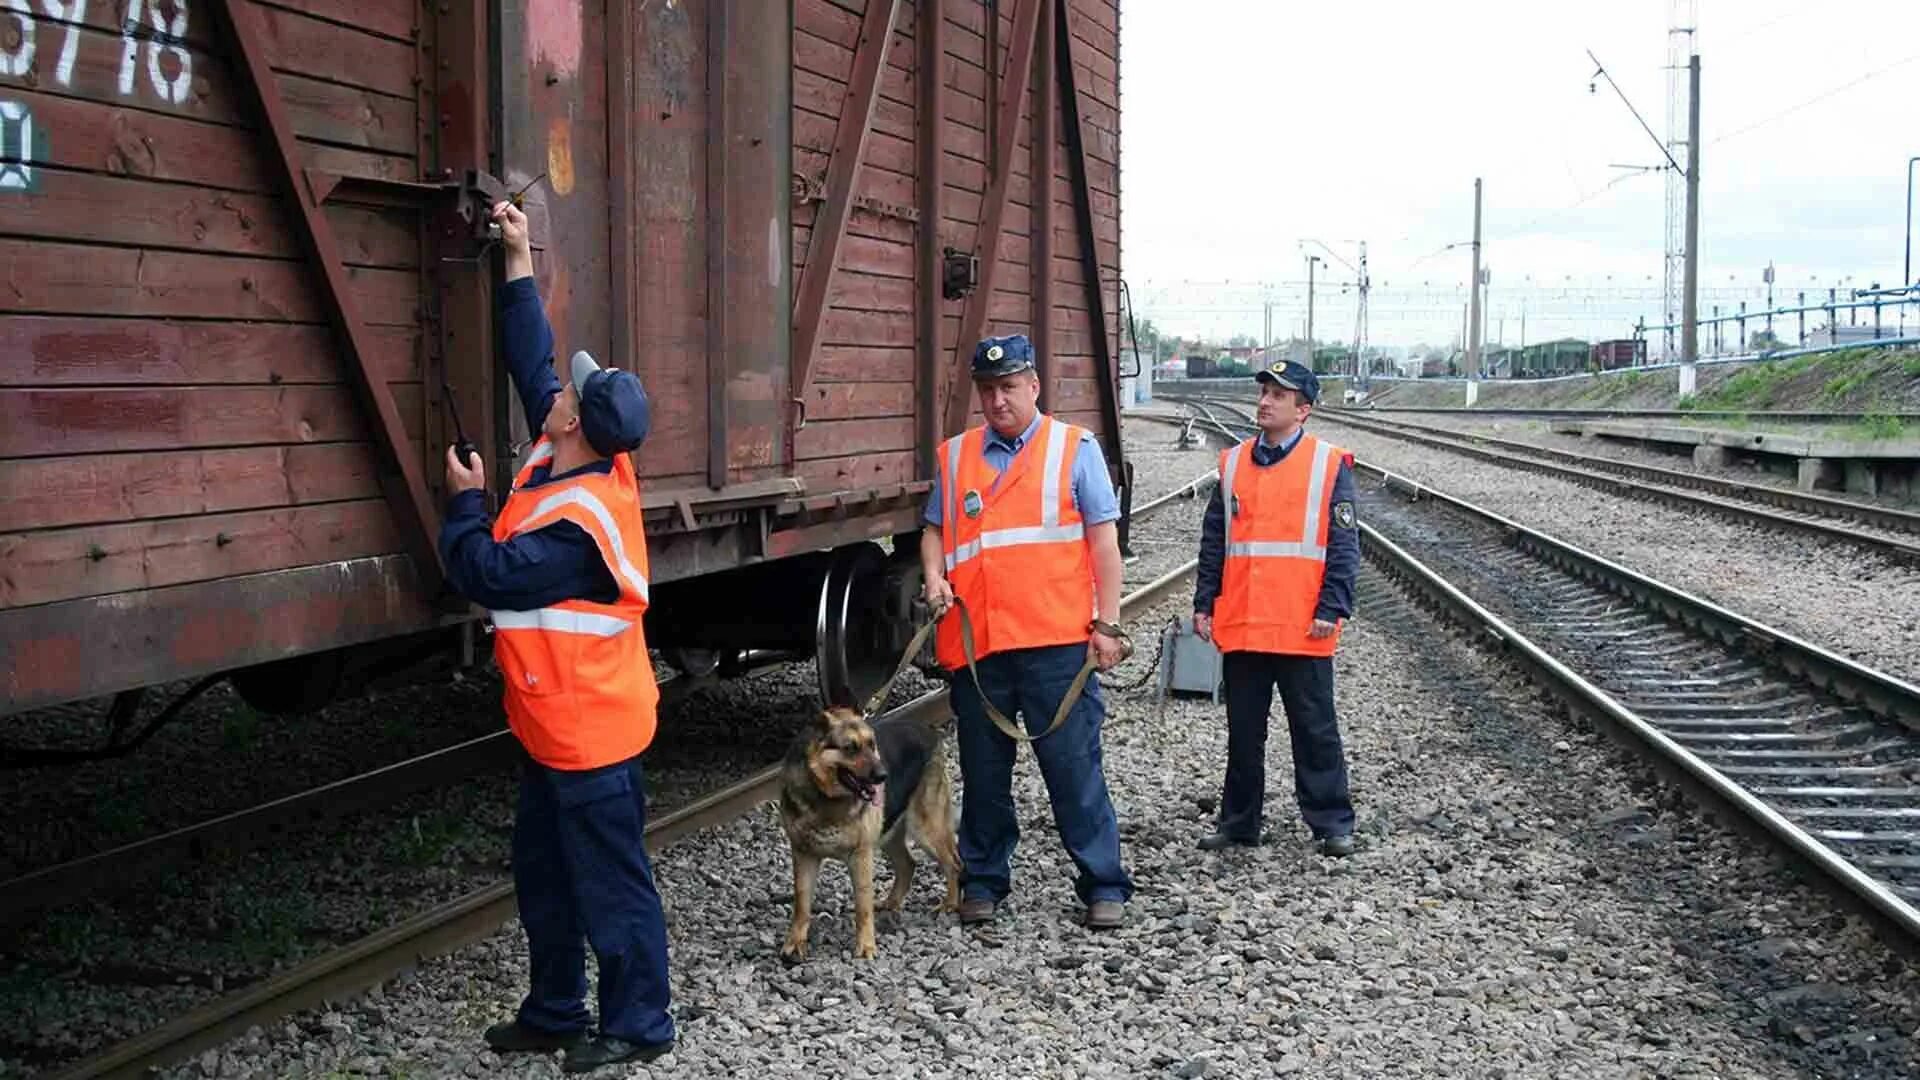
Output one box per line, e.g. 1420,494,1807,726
777,705,961,962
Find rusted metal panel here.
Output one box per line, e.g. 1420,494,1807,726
0,556,443,716
790,0,904,422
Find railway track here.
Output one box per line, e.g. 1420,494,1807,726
38,495,1204,1080
1155,390,1920,566
1138,399,1920,949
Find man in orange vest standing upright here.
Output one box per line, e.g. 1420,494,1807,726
1192,358,1360,858
920,334,1134,930
437,201,675,1073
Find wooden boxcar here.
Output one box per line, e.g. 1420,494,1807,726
0,0,1127,717
1590,338,1647,371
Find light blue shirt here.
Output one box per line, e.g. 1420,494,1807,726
922,412,1121,528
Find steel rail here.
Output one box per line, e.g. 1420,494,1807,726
1357,520,1920,945
1317,410,1920,538
1328,406,1920,423
51,566,1202,1080
1153,393,1920,565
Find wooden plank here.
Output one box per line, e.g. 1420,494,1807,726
1,442,378,532
798,381,914,422
0,554,435,713
795,416,916,459
6,172,416,267
6,11,416,150
795,449,917,494
915,0,944,484
791,0,910,411
0,498,400,609
257,0,419,43
0,240,420,325
792,228,916,279
794,111,915,174
827,269,916,314
793,67,917,143
0,317,418,386
0,384,426,457
824,308,960,349
942,0,1041,436
44,0,415,54
1053,0,1122,462
814,345,916,382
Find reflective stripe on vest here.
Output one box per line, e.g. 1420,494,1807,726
487,607,634,637
942,418,1087,572
508,485,652,602
1222,436,1334,563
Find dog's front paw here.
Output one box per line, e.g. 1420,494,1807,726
853,936,877,960
779,936,809,965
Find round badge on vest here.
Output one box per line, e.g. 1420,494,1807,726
963,489,984,518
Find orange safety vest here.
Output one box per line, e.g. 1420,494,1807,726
489,437,659,769
935,415,1096,669
1211,432,1347,657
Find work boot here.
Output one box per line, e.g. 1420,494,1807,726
1196,831,1263,852
484,1020,588,1054
1317,833,1356,858
563,1036,673,1073
1084,901,1125,930
957,896,997,925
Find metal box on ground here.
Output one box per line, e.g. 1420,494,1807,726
1158,615,1224,703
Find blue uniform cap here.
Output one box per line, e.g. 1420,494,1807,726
569,350,651,457
971,334,1036,379
1255,358,1321,405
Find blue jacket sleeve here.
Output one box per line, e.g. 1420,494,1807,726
437,490,619,610
1193,482,1225,615
500,277,562,437
1314,460,1360,622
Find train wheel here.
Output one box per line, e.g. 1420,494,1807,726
814,543,922,709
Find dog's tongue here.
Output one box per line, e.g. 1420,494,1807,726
861,781,885,809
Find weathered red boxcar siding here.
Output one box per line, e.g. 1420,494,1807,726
0,0,452,712
0,0,434,616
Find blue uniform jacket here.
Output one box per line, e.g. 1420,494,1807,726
1192,427,1359,624
437,277,644,610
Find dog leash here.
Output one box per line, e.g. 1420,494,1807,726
861,597,1133,744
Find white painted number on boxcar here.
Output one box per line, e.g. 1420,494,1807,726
0,0,34,79
0,98,32,190
38,0,83,86
118,0,191,103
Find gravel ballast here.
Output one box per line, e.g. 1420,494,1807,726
151,454,1920,1078
1312,414,1920,686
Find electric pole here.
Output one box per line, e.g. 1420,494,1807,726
1305,254,1321,367
1680,53,1700,396
1467,177,1484,405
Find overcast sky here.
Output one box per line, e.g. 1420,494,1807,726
1118,1,1920,350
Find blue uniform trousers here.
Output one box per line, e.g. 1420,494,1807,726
511,752,675,1048
950,641,1134,905
1218,650,1354,840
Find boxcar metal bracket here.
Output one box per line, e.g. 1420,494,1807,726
209,0,446,592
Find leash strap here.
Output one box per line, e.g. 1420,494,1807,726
862,597,1132,744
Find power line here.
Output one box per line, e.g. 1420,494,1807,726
1709,51,1920,147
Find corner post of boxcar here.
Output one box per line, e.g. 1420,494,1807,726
916,0,948,481
1032,0,1056,409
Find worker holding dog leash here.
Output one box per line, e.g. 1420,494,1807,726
1192,358,1360,858
437,201,675,1072
919,334,1135,931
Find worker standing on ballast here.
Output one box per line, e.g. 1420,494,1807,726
438,201,674,1073
1192,358,1360,858
919,333,1135,931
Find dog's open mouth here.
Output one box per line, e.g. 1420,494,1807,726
837,767,884,809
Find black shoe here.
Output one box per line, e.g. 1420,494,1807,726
957,896,998,925
1196,832,1262,852
563,1036,674,1073
484,1019,589,1053
1317,833,1356,857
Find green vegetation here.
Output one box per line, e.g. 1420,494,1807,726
228,892,314,963
1849,412,1908,441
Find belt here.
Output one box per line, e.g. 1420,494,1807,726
861,597,1133,743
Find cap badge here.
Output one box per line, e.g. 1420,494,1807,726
986,344,1005,362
